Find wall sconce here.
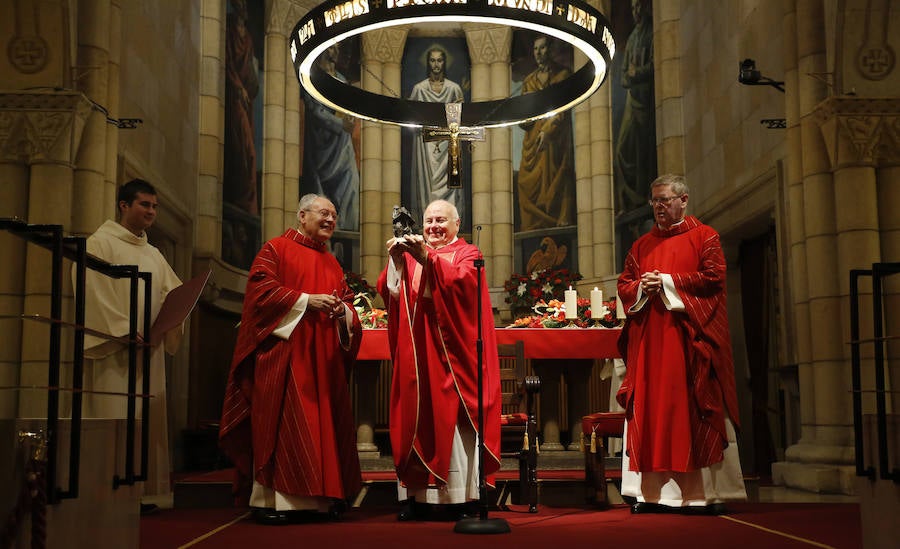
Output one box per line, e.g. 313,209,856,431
738,58,785,93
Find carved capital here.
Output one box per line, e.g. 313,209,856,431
463,24,512,65
361,28,408,65
0,92,93,166
814,97,900,168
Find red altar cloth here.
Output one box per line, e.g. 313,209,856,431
357,327,622,361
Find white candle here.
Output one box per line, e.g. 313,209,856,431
616,292,626,319
564,286,578,319
590,287,603,319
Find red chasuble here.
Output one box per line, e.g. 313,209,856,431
219,229,362,504
377,238,502,489
616,216,740,472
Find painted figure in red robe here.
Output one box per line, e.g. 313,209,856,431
616,174,747,515
219,194,362,525
377,200,501,521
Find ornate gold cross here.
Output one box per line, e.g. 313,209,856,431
421,102,484,188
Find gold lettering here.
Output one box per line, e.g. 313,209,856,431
325,0,370,27
485,0,551,15
297,19,316,46
388,0,466,7
602,26,615,58
566,5,596,34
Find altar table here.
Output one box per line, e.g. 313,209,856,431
355,328,622,453
358,327,621,361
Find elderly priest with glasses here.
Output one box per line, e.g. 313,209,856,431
616,174,747,516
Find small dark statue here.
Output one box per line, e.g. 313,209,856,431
391,205,416,238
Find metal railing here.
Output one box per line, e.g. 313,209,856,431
1,217,153,503
849,262,899,483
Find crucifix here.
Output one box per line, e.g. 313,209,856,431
421,102,485,188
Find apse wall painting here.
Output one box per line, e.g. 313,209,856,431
298,36,361,273
400,37,473,234
510,30,577,273
611,0,657,268
223,0,264,270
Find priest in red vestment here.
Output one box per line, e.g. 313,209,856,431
219,194,362,525
616,174,746,515
377,199,501,521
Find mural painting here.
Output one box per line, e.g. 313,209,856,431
299,36,361,272
222,0,264,270
511,30,577,274
611,0,657,268
401,37,472,234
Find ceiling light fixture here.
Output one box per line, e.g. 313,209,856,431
289,0,615,129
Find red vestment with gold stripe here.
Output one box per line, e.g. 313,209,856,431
219,229,362,503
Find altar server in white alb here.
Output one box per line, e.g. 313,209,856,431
76,178,183,513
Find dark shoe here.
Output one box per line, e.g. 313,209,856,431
630,502,669,514
140,503,159,516
253,508,290,526
397,500,431,521
328,500,347,521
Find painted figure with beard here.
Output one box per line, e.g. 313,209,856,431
517,35,576,231
408,47,466,222
616,174,746,515
302,43,360,231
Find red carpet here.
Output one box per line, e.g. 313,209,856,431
142,502,862,549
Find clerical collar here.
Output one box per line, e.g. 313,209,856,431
287,228,326,251
658,218,686,231
426,236,458,250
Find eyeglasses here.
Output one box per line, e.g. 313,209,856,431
305,208,339,220
648,195,683,206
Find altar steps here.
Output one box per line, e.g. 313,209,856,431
172,453,622,510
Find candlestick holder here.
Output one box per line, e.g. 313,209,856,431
588,306,611,328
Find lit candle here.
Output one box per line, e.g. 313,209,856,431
564,286,578,319
590,287,603,319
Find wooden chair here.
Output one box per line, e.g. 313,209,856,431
581,411,626,507
497,340,540,513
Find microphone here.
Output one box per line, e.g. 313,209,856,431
474,225,482,248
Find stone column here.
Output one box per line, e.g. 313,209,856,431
261,30,287,241
196,0,225,259
772,1,856,493
0,160,29,419
355,29,406,456
464,24,512,286
282,43,300,232
0,93,91,418
361,29,406,283
72,0,111,236
877,164,900,397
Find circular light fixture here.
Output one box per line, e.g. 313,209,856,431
289,0,615,129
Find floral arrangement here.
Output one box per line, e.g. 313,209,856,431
353,293,388,329
503,268,583,314
345,271,388,329
508,296,621,329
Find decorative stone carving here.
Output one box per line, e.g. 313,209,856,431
362,28,408,65
815,97,900,168
0,92,93,165
463,25,512,65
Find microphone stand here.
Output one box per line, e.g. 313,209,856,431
454,234,510,534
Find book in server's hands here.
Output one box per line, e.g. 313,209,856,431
148,270,211,346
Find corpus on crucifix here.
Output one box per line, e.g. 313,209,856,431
421,102,485,188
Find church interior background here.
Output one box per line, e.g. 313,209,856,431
0,0,898,546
